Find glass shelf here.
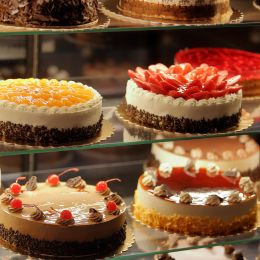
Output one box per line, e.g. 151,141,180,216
0,105,259,157
0,0,259,35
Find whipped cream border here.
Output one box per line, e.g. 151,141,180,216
125,80,242,120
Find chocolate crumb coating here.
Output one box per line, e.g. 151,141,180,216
0,0,98,27
125,104,241,133
0,222,126,257
0,115,102,146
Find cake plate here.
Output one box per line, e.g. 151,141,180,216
101,0,243,27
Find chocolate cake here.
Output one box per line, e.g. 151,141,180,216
0,0,98,27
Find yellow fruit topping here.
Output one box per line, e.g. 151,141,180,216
0,79,95,107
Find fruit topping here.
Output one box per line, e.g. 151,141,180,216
47,168,79,186
60,209,73,220
9,177,26,195
128,63,242,100
9,198,23,210
106,200,120,215
95,178,121,196
56,209,75,226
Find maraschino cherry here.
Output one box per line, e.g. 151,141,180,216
106,201,117,212
47,168,79,186
96,178,121,193
9,177,26,195
10,198,23,209
60,209,73,220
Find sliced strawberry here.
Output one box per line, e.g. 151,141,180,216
217,70,228,84
128,70,137,80
164,75,183,88
144,70,152,81
168,90,184,98
161,81,178,92
133,78,151,91
187,79,202,88
216,80,227,90
167,65,183,74
190,91,209,100
148,76,163,87
180,63,193,75
209,89,228,98
149,83,167,95
203,74,219,90
184,86,200,96
136,67,146,77
175,74,188,84
227,85,242,94
154,63,168,71
226,75,241,86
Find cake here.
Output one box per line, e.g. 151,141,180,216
0,169,126,257
150,135,260,180
175,48,260,98
0,0,98,27
118,0,233,22
133,163,257,236
0,78,103,146
125,63,242,133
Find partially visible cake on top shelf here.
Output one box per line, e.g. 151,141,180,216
125,63,242,133
0,78,103,146
150,135,260,180
118,0,233,23
0,0,99,27
175,48,260,98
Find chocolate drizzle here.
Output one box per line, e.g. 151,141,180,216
8,206,23,213
1,193,13,205
107,208,120,216
56,217,75,226
104,193,123,205
99,187,111,196
66,176,86,189
30,207,46,221
26,176,37,191
88,208,103,223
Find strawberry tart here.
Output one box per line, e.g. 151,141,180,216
125,63,242,133
133,163,257,236
0,169,126,257
175,48,260,97
0,78,103,146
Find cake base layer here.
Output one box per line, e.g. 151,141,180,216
0,222,126,257
0,115,103,146
241,80,260,97
125,104,241,133
133,203,256,236
118,0,232,22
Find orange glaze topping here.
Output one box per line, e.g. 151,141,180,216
0,79,94,107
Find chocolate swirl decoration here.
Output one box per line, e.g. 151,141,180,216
107,207,120,216
8,206,23,213
88,208,103,223
30,207,46,221
66,176,86,189
56,217,75,226
99,187,111,196
26,176,38,191
1,193,13,205
104,193,123,205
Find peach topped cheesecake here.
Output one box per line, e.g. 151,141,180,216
0,78,103,146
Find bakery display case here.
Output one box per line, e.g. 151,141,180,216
0,0,259,259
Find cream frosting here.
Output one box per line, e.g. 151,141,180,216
0,84,102,130
125,80,242,121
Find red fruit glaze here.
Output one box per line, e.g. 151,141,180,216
10,199,23,209
129,62,242,100
106,201,117,212
60,210,73,220
48,174,60,186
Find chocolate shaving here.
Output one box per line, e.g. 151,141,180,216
26,176,37,191
104,193,123,205
88,208,103,223
66,176,86,189
30,207,46,221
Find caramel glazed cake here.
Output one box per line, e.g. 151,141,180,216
0,169,127,257
0,0,98,27
118,0,233,22
133,162,257,236
0,79,103,146
150,135,260,180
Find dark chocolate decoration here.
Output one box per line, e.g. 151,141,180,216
30,207,45,221
89,208,103,223
26,176,38,191
8,206,23,213
1,193,13,205
66,176,86,189
56,217,75,226
104,193,123,205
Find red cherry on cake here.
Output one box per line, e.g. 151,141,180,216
95,178,121,193
106,201,117,212
10,198,23,209
9,177,26,195
47,168,79,186
60,209,73,220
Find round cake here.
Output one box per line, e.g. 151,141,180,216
0,78,103,146
0,169,126,257
118,0,232,22
175,48,260,97
0,0,98,27
133,163,257,236
125,63,242,133
151,135,260,180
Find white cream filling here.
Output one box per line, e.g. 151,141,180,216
0,88,102,130
152,143,260,172
136,183,256,221
125,80,242,120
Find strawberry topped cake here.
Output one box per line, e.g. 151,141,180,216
125,63,242,133
0,78,103,146
175,48,260,97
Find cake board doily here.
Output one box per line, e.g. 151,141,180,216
101,0,243,26
116,103,254,139
0,120,114,152
0,225,135,259
0,10,110,33
128,203,259,248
